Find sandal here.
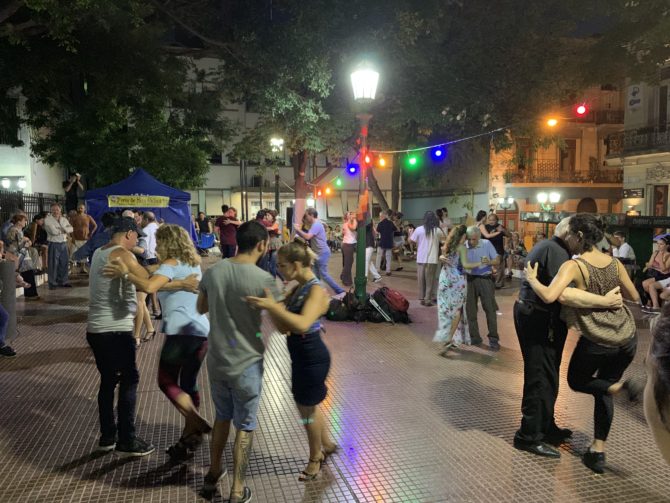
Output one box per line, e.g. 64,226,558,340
142,331,156,342
439,341,454,357
298,455,324,482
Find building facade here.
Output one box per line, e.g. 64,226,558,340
489,85,625,246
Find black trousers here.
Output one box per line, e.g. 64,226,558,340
513,301,568,443
87,332,139,443
567,335,637,441
340,243,355,286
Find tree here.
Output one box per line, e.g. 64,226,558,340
0,1,232,189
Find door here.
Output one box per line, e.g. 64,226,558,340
560,139,577,180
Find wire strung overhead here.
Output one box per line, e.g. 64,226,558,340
369,126,507,155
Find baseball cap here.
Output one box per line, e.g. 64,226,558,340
111,216,146,237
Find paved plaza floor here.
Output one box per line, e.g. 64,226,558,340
1,254,669,502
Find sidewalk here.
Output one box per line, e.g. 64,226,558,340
0,255,668,502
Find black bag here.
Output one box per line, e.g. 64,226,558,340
326,299,350,321
371,288,411,324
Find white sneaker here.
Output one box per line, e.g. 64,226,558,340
373,276,382,283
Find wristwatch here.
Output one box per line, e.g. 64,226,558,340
123,273,129,280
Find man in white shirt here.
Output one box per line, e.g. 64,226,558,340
44,203,74,289
142,211,160,266
613,231,636,264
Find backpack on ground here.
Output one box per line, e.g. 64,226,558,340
326,298,350,321
371,287,411,324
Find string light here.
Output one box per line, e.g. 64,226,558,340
378,156,386,167
369,126,506,155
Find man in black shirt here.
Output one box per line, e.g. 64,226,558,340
513,217,623,458
375,211,396,276
484,213,509,288
63,173,84,213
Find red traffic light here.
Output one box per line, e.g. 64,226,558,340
576,104,588,116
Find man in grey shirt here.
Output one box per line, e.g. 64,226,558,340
197,220,279,503
294,208,344,295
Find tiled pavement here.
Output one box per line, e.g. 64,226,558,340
1,255,669,503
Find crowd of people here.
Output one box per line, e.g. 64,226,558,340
4,194,670,494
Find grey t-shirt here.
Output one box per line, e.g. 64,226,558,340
309,220,329,256
200,259,279,381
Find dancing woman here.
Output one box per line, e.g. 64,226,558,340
524,213,639,473
246,242,335,481
433,224,483,355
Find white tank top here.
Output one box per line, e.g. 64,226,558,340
87,245,137,333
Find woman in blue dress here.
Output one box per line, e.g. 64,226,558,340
433,224,483,355
247,241,336,481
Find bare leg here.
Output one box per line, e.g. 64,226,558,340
209,420,231,478
134,292,147,344
230,429,254,497
649,281,662,308
297,404,325,478
172,392,211,436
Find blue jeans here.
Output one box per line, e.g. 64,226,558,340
313,252,344,294
0,302,8,347
48,241,69,287
87,332,139,442
210,360,264,431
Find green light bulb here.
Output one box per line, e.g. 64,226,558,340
409,156,417,165
335,178,342,187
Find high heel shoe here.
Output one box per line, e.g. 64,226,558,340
141,331,156,342
298,455,324,482
322,444,339,462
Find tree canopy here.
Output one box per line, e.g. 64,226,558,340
1,0,669,193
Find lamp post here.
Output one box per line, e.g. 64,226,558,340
537,191,561,236
498,196,514,227
270,137,284,212
351,61,379,301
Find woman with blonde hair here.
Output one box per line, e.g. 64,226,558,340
104,224,210,462
433,224,483,354
247,241,336,481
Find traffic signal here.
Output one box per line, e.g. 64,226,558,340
575,104,588,116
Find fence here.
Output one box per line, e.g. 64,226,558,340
0,190,64,224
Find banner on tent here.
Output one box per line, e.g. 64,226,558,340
108,195,170,208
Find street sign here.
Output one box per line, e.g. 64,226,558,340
626,215,670,228
623,188,644,198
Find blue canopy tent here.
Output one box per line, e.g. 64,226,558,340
84,169,197,241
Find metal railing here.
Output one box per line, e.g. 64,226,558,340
505,163,623,184
573,110,625,125
606,126,670,157
0,190,63,224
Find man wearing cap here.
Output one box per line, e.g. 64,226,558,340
87,217,197,456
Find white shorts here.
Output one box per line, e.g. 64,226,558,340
658,277,670,288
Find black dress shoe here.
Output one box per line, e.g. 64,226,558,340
582,449,605,474
545,427,573,445
513,440,561,458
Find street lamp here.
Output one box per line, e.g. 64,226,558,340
17,178,27,190
1,178,9,189
270,136,284,211
351,61,379,301
498,196,514,227
537,191,561,236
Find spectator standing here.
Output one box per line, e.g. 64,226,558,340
73,212,116,265
197,221,279,502
63,173,84,213
142,211,160,317
340,212,357,287
215,207,241,259
365,221,382,283
375,211,396,276
410,211,446,306
294,209,344,296
196,211,212,235
266,210,283,278
0,278,15,357
436,208,453,235
70,203,97,274
26,213,48,273
86,217,155,456
44,203,73,289
464,226,501,350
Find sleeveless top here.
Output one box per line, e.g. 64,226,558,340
561,258,636,347
443,251,464,274
286,277,322,335
87,245,137,333
650,251,670,273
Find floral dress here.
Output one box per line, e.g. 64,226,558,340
433,251,470,345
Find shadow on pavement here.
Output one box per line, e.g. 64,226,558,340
0,347,92,371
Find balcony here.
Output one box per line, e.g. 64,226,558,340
504,161,623,184
572,109,624,125
606,126,670,157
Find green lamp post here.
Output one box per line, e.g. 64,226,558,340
350,61,379,301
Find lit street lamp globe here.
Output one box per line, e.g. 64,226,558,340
350,62,379,101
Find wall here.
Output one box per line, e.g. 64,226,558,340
401,192,489,223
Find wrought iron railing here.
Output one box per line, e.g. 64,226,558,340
0,190,63,224
573,110,625,125
606,126,670,157
505,163,623,184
